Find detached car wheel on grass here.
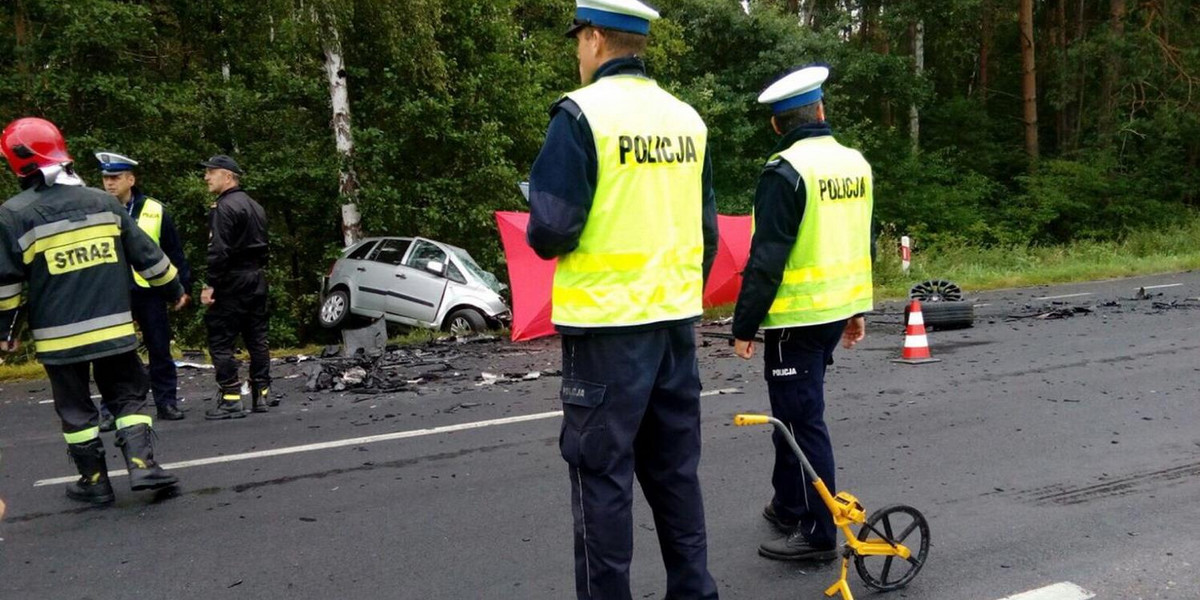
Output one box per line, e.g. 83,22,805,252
320,289,351,329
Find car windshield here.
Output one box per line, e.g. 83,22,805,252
449,246,503,293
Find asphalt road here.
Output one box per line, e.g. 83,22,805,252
2,271,1198,600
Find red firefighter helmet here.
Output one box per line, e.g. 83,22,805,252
1,117,74,177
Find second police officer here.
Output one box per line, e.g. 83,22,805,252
95,152,191,421
527,1,721,598
732,65,875,561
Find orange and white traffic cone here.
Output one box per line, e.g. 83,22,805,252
892,300,941,365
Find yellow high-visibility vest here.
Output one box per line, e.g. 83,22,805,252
131,198,164,288
759,136,874,328
551,75,708,327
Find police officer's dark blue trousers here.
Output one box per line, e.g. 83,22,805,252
763,321,846,550
558,323,719,600
131,289,178,410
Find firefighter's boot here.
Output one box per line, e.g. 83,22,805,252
250,381,270,413
115,423,179,491
204,385,246,420
66,438,115,505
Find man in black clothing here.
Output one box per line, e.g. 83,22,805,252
199,155,272,419
96,152,191,421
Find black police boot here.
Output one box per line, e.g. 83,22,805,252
157,403,186,421
250,382,270,413
115,423,179,491
758,530,838,562
204,386,246,420
65,439,115,505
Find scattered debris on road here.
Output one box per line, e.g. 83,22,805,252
304,335,557,394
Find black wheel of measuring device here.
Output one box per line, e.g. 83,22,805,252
910,279,964,303
853,504,931,592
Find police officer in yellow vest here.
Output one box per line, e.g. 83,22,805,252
527,1,720,598
96,152,191,422
732,65,874,562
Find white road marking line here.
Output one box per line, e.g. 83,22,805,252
996,582,1095,600
975,303,992,308
33,387,742,487
1142,283,1183,290
1035,292,1093,301
35,411,563,487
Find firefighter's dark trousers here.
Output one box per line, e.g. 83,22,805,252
205,290,270,390
45,350,150,443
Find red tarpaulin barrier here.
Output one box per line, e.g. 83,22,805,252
495,211,557,342
704,215,753,308
495,211,752,342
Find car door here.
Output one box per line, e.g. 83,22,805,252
357,238,411,313
332,239,376,300
392,239,450,324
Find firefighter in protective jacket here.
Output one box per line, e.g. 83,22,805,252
0,117,186,504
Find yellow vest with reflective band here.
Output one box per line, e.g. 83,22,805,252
553,76,708,327
132,198,163,288
759,136,874,328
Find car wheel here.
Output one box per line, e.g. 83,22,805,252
445,308,487,335
319,290,351,329
905,301,975,330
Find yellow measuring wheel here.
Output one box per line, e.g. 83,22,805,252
734,414,931,599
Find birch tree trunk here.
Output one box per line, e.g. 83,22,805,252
321,16,362,247
1019,0,1039,160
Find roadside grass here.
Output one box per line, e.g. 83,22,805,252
4,219,1199,383
0,361,45,383
872,218,1200,300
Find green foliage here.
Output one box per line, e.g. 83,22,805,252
1,0,1197,347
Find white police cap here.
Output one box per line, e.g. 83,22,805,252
95,151,138,176
758,65,830,114
567,0,660,37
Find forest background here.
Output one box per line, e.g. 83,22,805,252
1,0,1197,348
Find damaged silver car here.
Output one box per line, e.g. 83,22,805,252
319,237,510,334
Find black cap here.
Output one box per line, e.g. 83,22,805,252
198,154,243,176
